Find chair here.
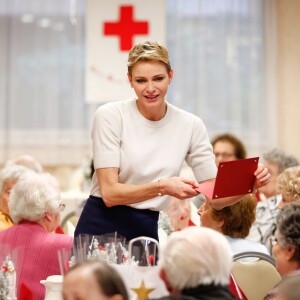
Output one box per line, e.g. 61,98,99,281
128,236,159,266
232,251,281,300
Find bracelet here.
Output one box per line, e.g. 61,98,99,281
156,179,162,197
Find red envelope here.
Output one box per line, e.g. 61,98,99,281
195,157,259,199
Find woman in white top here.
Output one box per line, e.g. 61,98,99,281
75,41,271,241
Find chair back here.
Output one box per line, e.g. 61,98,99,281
128,236,159,266
232,251,281,300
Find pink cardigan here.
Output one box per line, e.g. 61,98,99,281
0,221,73,300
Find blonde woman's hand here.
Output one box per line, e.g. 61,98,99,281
159,177,199,200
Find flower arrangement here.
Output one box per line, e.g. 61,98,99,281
0,256,16,300
58,232,160,275
158,211,173,236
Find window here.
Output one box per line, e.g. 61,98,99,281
0,0,276,165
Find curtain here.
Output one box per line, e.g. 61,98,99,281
0,0,96,165
167,0,277,156
0,0,276,166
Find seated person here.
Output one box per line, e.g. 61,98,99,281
0,165,33,230
271,201,300,277
0,172,73,300
211,133,247,166
248,149,299,247
259,149,299,201
198,194,269,255
264,202,300,299
156,226,236,300
276,166,300,208
62,260,129,300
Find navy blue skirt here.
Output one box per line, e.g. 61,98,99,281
74,195,159,241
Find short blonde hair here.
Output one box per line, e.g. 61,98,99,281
127,41,171,75
276,166,300,201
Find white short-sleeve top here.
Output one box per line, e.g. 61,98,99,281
90,98,217,210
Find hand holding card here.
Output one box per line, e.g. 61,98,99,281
194,157,259,199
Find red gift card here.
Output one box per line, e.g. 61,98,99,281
195,157,259,199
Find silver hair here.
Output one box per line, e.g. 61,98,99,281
5,155,43,173
276,201,300,252
263,149,299,174
0,164,33,192
158,226,232,290
9,172,61,223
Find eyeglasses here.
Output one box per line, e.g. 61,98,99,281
270,236,278,247
58,203,66,212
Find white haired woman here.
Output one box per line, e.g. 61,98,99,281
0,164,33,230
156,226,236,300
0,172,73,300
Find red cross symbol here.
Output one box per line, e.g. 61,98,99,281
103,5,149,51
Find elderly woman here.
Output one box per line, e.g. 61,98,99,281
0,164,32,230
156,226,235,300
198,194,269,255
260,149,299,200
255,166,300,251
211,133,247,166
264,202,300,299
62,260,129,300
248,150,299,247
271,201,300,276
0,172,73,300
276,166,300,208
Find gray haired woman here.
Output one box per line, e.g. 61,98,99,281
0,172,73,300
271,201,300,277
157,226,236,300
265,201,300,299
0,164,32,230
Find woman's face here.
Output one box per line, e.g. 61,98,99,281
197,200,223,232
272,231,296,277
213,141,237,166
128,60,173,120
0,180,16,216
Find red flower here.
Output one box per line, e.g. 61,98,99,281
2,265,8,272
